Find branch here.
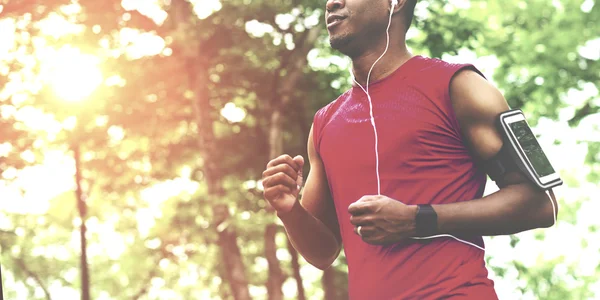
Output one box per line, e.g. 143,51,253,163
0,0,70,20
0,230,17,236
269,25,320,113
0,0,39,17
130,263,160,300
130,233,203,300
12,256,52,300
568,101,595,127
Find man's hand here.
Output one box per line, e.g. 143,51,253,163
348,195,418,245
262,154,304,214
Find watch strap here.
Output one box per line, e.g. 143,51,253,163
415,204,438,237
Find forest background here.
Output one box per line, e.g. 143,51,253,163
0,0,599,299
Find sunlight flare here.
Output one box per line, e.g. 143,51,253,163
40,46,103,102
221,102,246,123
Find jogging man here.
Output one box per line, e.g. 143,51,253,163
262,0,557,298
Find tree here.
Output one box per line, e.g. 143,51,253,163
0,0,598,299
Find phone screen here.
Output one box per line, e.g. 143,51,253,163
509,120,555,177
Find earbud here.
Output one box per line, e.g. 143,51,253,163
391,0,398,7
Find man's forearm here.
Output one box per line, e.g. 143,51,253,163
431,183,556,236
277,201,341,270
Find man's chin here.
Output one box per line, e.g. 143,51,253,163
329,35,351,53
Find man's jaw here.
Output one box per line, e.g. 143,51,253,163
329,33,352,54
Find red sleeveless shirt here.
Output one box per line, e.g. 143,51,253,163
312,56,498,299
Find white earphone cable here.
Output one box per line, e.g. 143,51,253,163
411,234,486,251
351,2,490,251
352,3,395,195
412,190,557,251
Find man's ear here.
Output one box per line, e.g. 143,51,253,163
391,0,408,14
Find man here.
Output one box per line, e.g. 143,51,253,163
262,0,557,299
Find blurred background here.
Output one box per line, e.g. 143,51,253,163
0,0,598,299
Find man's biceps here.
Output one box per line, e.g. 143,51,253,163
467,124,504,161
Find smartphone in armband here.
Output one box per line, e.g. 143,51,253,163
494,109,563,190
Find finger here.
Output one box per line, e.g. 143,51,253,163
348,201,373,216
355,195,379,203
292,155,304,169
267,154,299,170
293,155,304,186
264,185,293,200
349,214,372,226
263,172,297,190
354,225,375,237
262,164,298,181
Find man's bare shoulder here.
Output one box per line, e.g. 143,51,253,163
449,69,510,160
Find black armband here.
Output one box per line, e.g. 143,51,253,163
483,109,563,190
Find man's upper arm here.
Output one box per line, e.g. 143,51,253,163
449,69,557,223
449,69,536,187
301,125,342,243
449,69,510,162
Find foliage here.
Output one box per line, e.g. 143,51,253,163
0,0,598,299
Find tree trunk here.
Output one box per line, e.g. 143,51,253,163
186,47,250,300
289,97,308,300
266,106,286,300
322,264,348,300
216,263,232,299
73,144,90,300
322,267,336,300
265,224,285,300
193,77,251,300
214,204,251,300
0,264,3,300
168,0,251,298
264,25,322,300
287,238,306,300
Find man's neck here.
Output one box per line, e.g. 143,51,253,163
351,42,412,87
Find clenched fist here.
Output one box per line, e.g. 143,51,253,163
348,195,418,245
262,154,304,214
